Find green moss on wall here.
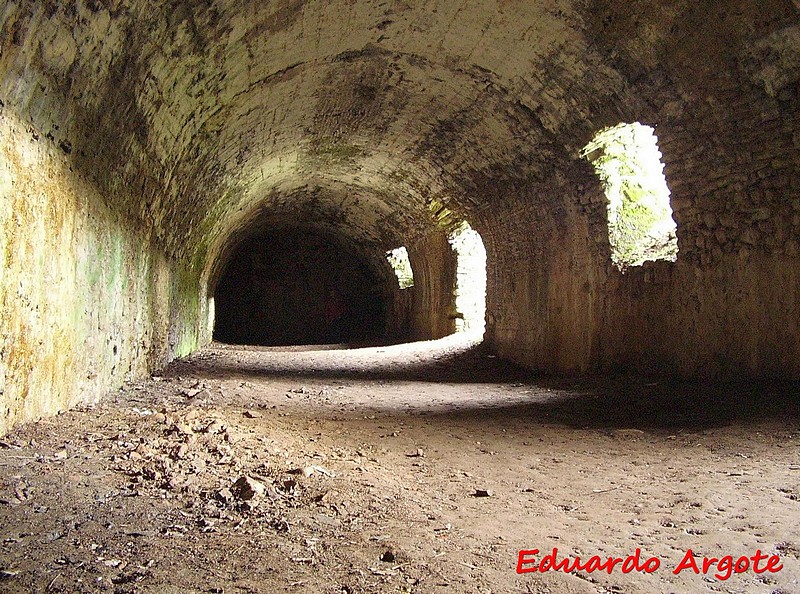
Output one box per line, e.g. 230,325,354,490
307,138,366,164
0,113,205,436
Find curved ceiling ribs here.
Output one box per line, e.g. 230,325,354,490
0,0,681,306
1,0,797,429
0,0,647,279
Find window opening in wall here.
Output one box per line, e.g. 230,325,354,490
386,246,414,289
581,122,678,269
448,221,486,335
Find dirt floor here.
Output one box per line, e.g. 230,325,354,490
1,334,799,594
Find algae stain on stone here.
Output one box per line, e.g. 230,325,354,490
306,138,367,165
0,112,204,436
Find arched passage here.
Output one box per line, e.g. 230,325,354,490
213,226,390,346
449,221,487,335
1,0,799,436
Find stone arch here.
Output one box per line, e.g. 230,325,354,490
1,0,799,434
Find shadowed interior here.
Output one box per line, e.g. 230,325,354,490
213,226,390,346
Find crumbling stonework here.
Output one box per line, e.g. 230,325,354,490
1,0,799,433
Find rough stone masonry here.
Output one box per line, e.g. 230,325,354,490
1,0,799,434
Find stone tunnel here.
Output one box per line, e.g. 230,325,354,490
1,0,800,436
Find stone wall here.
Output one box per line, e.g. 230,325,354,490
407,231,457,342
482,1,800,379
0,113,203,435
480,174,608,374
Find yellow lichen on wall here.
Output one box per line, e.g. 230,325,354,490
0,111,206,436
0,113,80,433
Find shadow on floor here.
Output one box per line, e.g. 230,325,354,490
435,377,800,431
165,340,800,432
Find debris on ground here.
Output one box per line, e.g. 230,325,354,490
0,340,797,593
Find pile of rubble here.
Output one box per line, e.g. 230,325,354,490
106,387,338,534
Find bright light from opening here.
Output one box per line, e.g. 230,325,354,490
386,246,414,289
448,222,486,334
582,122,678,269
206,296,215,338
